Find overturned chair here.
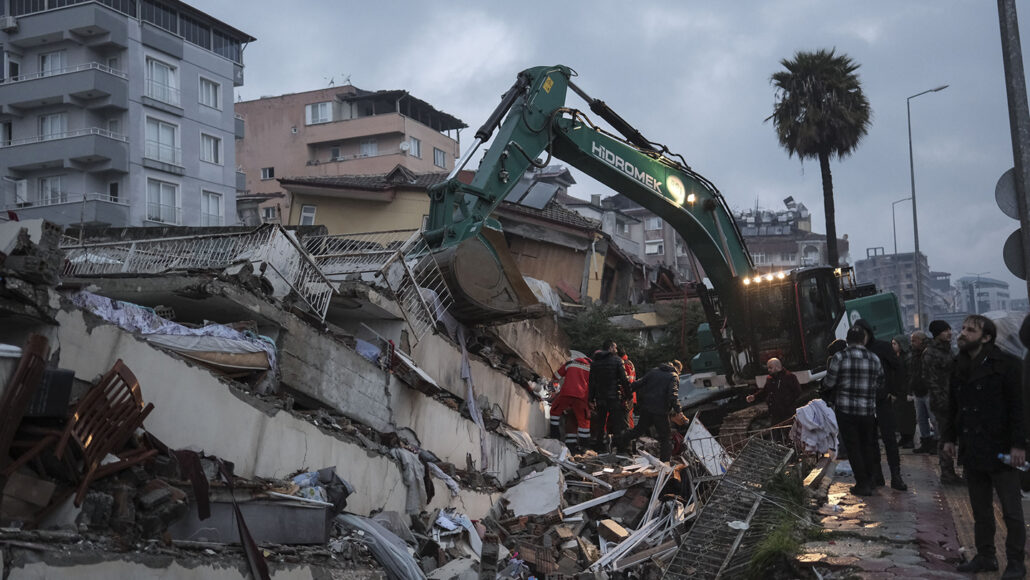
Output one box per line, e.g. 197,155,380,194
4,359,158,506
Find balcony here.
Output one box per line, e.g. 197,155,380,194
6,4,128,49
4,192,130,227
145,203,182,226
0,63,128,112
234,114,245,139
143,79,183,115
236,170,247,192
303,113,406,146
3,128,129,172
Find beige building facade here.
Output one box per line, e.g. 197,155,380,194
235,86,465,223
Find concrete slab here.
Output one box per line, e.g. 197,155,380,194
501,466,563,517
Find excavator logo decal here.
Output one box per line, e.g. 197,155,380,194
591,141,663,194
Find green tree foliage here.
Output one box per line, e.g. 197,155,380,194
768,48,872,267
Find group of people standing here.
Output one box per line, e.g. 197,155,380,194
823,314,1026,579
549,340,686,462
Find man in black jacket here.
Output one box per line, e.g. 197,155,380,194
588,339,631,453
853,319,907,491
620,361,683,461
944,315,1026,578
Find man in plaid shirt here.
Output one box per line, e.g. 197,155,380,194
824,326,885,496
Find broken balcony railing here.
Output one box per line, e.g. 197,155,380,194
304,229,453,341
61,225,337,321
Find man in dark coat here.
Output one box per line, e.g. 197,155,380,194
944,315,1026,577
747,358,802,425
621,360,683,461
853,319,907,491
588,339,631,453
925,320,960,484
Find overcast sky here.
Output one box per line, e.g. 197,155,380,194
194,0,1030,301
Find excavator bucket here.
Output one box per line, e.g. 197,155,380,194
433,228,546,324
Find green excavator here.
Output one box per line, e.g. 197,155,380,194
424,65,898,383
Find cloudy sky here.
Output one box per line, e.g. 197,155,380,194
194,0,1029,301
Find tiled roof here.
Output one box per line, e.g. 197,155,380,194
278,169,449,192
499,198,601,230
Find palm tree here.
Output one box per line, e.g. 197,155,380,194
768,49,872,268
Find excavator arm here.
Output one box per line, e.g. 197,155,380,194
425,65,756,330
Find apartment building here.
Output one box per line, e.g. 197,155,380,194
0,0,253,228
235,86,465,224
956,275,1010,314
854,249,946,329
734,201,849,272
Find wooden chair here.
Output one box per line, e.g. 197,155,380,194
56,360,158,506
0,335,50,475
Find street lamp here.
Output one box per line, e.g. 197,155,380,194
891,196,912,254
908,84,949,329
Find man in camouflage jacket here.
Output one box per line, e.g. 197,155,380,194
925,319,960,484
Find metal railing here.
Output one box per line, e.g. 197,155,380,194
3,191,127,211
305,229,453,340
144,140,182,165
1,127,127,148
145,78,181,106
61,225,338,322
145,204,181,225
0,62,128,84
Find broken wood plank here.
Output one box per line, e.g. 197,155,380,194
561,489,627,516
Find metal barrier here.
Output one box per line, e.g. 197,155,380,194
61,225,337,321
306,230,454,341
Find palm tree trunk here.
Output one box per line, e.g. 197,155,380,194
818,151,839,267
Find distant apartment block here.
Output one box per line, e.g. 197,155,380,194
0,0,253,228
235,86,465,224
855,248,947,329
734,199,850,272
956,275,1010,314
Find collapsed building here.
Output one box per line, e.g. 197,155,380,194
0,219,822,579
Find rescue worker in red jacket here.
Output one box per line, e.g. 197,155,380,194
549,354,592,452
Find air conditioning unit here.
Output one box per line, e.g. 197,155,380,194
0,16,17,32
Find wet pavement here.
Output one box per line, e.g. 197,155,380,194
801,450,983,579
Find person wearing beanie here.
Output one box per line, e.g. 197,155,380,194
925,319,961,485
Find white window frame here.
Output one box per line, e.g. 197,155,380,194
38,112,67,140
145,116,181,165
261,206,278,222
146,178,180,224
38,175,64,205
260,167,275,180
433,147,446,168
199,77,221,110
359,138,377,157
39,50,66,77
645,217,662,231
305,102,332,125
200,133,222,165
409,137,421,158
299,204,317,226
645,240,664,255
201,190,223,226
145,56,179,106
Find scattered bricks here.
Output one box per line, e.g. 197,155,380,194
76,491,114,530
553,525,575,542
607,485,649,528
110,485,137,534
500,516,529,534
597,519,629,542
577,536,600,564
479,533,500,580
516,542,558,575
138,487,173,511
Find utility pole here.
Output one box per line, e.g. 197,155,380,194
998,0,1030,298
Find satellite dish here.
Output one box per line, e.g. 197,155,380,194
399,141,410,152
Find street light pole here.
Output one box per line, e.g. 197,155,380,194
891,197,912,254
908,84,949,329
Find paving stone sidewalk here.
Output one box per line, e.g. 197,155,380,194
800,451,970,579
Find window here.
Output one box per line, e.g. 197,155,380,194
645,217,662,231
409,137,421,158
201,191,223,226
261,206,278,222
330,146,341,160
618,221,629,234
180,14,211,49
360,138,377,157
213,30,242,63
39,50,66,76
433,147,446,168
38,112,67,140
140,0,177,33
145,117,180,165
200,133,222,164
260,167,275,180
38,175,63,205
107,117,121,136
1,122,10,146
146,57,179,106
752,252,767,265
106,56,120,71
199,77,220,109
305,102,332,125
645,240,664,255
146,178,179,224
108,181,120,202
299,204,317,226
